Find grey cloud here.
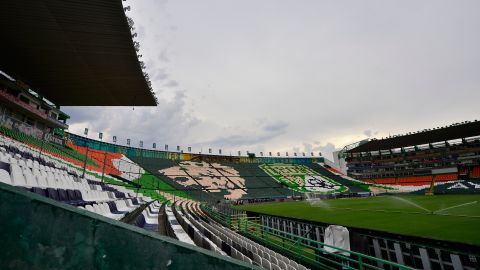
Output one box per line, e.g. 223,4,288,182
64,90,200,145
263,121,289,133
153,69,168,81
164,80,179,87
202,120,289,148
68,0,480,160
158,50,169,62
295,142,338,161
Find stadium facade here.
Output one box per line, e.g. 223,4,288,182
344,121,480,190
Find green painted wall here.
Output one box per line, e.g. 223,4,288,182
0,183,259,270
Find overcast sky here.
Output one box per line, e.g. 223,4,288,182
64,0,480,160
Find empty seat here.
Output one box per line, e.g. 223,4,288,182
0,169,12,185
261,258,272,270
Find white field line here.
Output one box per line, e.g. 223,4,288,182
434,201,477,214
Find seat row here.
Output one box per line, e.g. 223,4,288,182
79,198,142,220
165,205,196,245
134,203,161,231
182,202,308,270
173,201,225,256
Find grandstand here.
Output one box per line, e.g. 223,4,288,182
344,121,480,193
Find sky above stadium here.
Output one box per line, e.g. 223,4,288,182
64,0,480,160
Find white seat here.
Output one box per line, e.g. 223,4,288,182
26,159,33,168
8,157,18,165
35,175,48,188
0,169,12,185
261,258,272,270
10,164,27,186
271,264,281,270
278,261,288,270
24,172,37,187
85,204,95,213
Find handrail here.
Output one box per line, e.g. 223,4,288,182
202,205,415,270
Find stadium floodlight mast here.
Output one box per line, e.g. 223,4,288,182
165,144,168,151
208,148,212,154
112,136,117,144
99,132,103,141
260,152,263,156
219,149,222,155
127,139,131,146
269,152,272,156
152,143,156,149
238,151,241,156
188,146,191,152
139,141,143,148
177,145,180,152
277,152,280,157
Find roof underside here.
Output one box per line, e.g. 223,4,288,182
0,0,157,106
348,121,480,153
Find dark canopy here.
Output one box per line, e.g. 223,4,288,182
348,121,480,153
0,0,156,106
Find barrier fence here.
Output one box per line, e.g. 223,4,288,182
201,205,415,270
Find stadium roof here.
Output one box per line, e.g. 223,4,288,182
347,121,480,153
0,0,157,106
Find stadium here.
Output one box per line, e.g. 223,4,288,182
0,1,479,270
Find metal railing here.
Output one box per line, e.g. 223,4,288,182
202,205,415,270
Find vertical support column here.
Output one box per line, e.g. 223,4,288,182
419,248,432,270
450,254,463,270
393,242,405,265
372,239,384,269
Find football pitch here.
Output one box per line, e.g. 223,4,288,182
235,194,480,245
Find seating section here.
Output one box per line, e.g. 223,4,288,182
0,126,95,167
0,128,311,269
363,173,461,191
411,180,480,194
134,201,161,231
308,163,369,193
397,175,432,185
165,205,196,245
434,174,458,182
367,178,397,185
472,166,480,178
131,194,310,269
179,201,309,270
0,133,156,221
130,157,303,201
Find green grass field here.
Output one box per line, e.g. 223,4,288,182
235,194,480,245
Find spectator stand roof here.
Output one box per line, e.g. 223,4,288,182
347,121,480,153
0,0,156,106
